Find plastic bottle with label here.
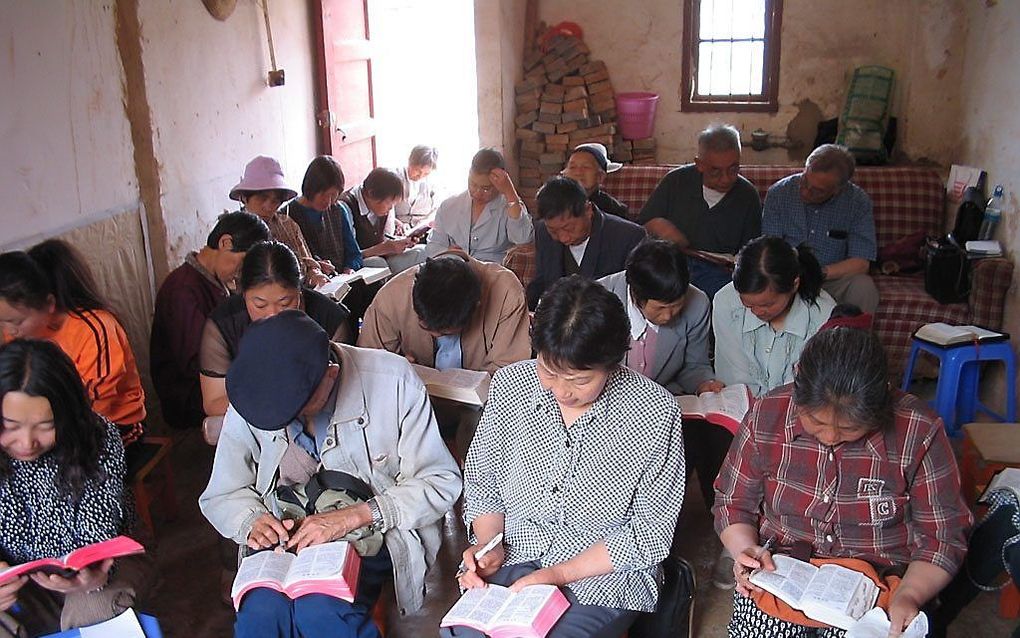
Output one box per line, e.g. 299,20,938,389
978,185,1004,240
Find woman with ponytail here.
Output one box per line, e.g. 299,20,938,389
712,236,835,397
0,240,147,463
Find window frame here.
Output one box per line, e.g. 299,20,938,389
680,0,783,113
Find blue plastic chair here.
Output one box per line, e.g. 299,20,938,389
901,337,1017,436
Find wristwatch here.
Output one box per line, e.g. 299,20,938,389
366,497,385,532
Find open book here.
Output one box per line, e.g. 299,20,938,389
675,384,751,433
684,248,736,269
412,364,491,406
0,536,145,585
230,541,361,611
750,555,879,630
980,467,1020,503
440,584,569,638
913,322,1007,346
315,266,392,301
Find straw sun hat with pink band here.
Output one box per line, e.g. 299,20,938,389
229,155,298,202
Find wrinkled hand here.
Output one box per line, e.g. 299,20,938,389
510,565,563,592
318,260,337,275
886,588,922,638
307,271,330,288
457,540,506,591
31,558,112,595
733,545,776,597
0,563,25,611
697,379,725,394
287,504,372,552
247,514,296,550
381,238,414,256
488,168,517,199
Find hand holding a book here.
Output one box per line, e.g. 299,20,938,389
30,558,112,595
0,563,25,611
287,504,374,552
696,379,725,394
318,259,337,275
248,514,296,550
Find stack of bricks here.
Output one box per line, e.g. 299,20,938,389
514,32,658,208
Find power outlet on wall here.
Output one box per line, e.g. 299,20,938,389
268,69,285,87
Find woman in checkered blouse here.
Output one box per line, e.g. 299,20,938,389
713,328,971,637
446,275,687,638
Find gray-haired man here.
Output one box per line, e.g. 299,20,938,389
762,144,879,313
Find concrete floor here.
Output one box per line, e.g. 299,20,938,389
141,426,1017,637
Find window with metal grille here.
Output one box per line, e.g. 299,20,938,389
681,0,782,112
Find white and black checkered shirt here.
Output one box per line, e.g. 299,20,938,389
463,360,686,612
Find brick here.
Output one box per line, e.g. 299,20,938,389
595,108,616,120
515,78,542,94
523,49,544,71
515,127,543,141
545,143,569,154
545,133,569,145
519,167,541,179
548,68,569,83
544,57,568,73
580,60,607,75
588,80,613,95
633,137,657,150
540,151,566,165
562,75,587,87
533,121,558,134
519,156,540,168
517,98,540,113
564,86,588,102
537,112,561,124
633,158,658,166
540,101,564,115
563,98,588,113
556,121,580,134
515,88,541,104
519,176,543,188
590,95,615,113
565,53,588,73
521,140,546,154
541,91,564,104
583,68,611,84
543,84,566,99
560,110,588,123
514,111,537,128
525,66,548,82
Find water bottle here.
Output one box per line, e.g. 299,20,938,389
978,185,1004,240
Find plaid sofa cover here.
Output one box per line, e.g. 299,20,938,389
503,165,1013,375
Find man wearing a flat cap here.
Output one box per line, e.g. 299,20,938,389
200,310,461,635
561,142,629,219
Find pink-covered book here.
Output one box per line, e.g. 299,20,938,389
230,541,361,611
0,536,145,584
675,384,752,435
440,584,570,638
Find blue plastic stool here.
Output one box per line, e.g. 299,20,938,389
901,337,1017,436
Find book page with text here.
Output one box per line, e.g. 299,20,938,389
491,585,555,627
233,551,294,593
799,564,861,612
750,555,818,606
697,385,750,422
283,542,349,586
674,394,705,417
463,585,515,628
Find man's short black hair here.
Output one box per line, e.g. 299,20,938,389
532,274,629,371
206,211,271,252
470,148,505,174
363,167,405,201
625,240,690,304
536,176,587,220
412,257,482,333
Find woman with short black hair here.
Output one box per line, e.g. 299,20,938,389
199,241,350,416
714,328,971,636
447,275,686,638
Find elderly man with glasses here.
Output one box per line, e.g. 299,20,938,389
761,144,879,313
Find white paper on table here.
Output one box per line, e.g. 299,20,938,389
79,608,146,637
845,608,928,638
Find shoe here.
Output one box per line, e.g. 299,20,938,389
712,547,736,590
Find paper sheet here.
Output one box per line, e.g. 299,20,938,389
79,609,146,637
845,608,928,638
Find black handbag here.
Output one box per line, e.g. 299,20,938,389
924,236,970,304
628,555,696,638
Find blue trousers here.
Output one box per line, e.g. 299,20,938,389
440,561,639,638
234,546,391,638
687,258,732,300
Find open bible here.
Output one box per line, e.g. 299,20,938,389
230,541,361,611
675,384,751,433
315,266,392,301
440,584,569,638
913,322,1007,346
749,555,879,630
0,536,145,585
412,364,491,406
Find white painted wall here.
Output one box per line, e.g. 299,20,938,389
137,0,319,267
475,0,527,175
956,1,1020,408
537,0,967,166
0,1,138,250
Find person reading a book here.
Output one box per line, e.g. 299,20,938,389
526,176,645,310
229,155,333,288
762,144,880,313
0,339,151,635
393,144,440,229
340,167,425,274
0,240,148,468
560,142,629,219
638,124,762,299
199,241,350,416
426,148,534,264
448,275,686,637
199,310,461,638
713,328,972,637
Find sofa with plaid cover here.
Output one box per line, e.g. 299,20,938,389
503,165,1014,375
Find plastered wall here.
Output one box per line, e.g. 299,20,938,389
956,0,1020,410
476,0,528,175
537,0,967,166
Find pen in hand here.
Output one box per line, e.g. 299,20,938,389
456,532,504,579
752,536,776,565
269,499,288,550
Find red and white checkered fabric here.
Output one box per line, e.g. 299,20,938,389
503,242,537,289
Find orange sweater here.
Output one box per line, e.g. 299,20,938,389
4,309,146,443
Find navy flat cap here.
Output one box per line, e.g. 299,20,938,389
226,309,330,430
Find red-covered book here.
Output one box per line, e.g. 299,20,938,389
0,536,145,584
230,541,361,611
675,384,752,434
